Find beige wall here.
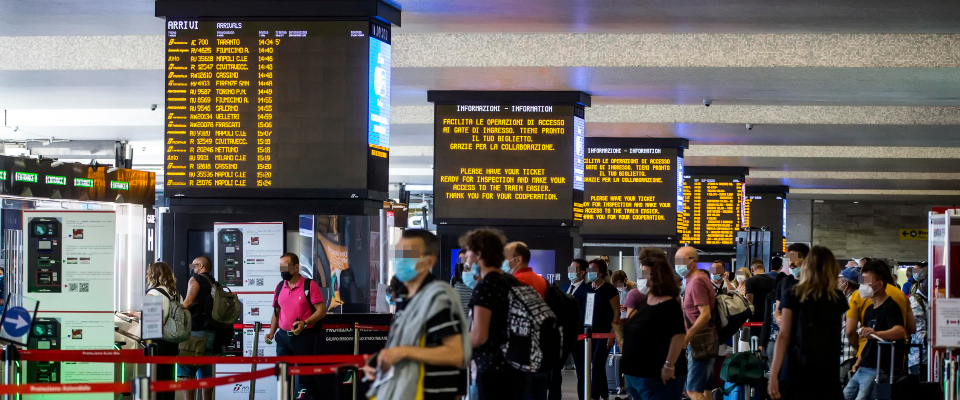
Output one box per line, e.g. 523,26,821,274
811,202,933,262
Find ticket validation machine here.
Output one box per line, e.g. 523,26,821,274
218,228,243,286
27,218,62,293
27,318,62,383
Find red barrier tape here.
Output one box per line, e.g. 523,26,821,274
576,333,616,341
152,368,275,392
14,350,367,366
289,363,360,376
354,323,390,332
743,322,764,328
0,382,130,395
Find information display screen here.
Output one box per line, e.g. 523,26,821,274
433,104,584,223
580,138,684,237
163,20,391,197
678,173,744,246
745,193,787,254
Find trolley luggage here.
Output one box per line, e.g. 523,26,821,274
872,341,920,400
606,348,627,398
719,324,767,400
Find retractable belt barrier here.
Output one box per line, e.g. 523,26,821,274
13,349,367,365
577,332,616,341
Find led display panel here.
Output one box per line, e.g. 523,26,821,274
744,187,788,254
580,138,687,238
432,103,585,224
678,168,747,246
163,20,391,198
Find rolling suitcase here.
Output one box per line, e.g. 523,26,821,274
606,348,628,399
720,325,766,400
872,341,920,400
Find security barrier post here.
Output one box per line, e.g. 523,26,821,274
353,323,360,400
132,376,150,400
277,362,290,400
250,321,262,400
3,345,18,400
583,327,592,400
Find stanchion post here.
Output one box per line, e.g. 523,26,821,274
353,323,360,400
132,376,150,400
143,342,156,400
583,327,592,400
3,345,18,400
250,321,262,400
277,362,290,400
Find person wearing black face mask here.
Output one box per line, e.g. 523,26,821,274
178,256,217,400
265,253,327,400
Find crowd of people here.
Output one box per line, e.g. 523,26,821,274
140,228,928,400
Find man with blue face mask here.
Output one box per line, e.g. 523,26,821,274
773,243,809,327
364,229,470,400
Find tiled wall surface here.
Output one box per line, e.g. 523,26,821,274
811,202,931,261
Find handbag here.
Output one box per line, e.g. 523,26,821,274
178,334,207,358
684,311,718,361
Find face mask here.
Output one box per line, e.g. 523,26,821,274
859,284,875,299
280,271,293,281
736,275,746,283
913,273,922,280
711,274,722,281
586,272,598,282
790,267,801,277
568,272,579,282
501,260,513,274
384,291,396,306
638,279,650,295
616,284,625,292
462,271,478,288
394,258,420,283
675,265,689,277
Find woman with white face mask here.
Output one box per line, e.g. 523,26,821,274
735,267,753,295
612,270,636,319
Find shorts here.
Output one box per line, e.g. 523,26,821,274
177,330,216,379
685,345,716,392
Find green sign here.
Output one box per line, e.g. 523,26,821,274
45,175,67,185
74,178,94,188
0,171,6,180
14,172,38,183
110,181,129,190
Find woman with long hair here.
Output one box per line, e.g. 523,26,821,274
621,248,687,400
735,267,753,294
145,262,181,400
768,246,848,400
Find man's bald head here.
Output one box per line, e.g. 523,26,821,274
675,246,698,263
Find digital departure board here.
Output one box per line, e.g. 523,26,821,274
678,167,748,246
580,138,687,238
745,186,788,254
429,92,590,225
163,20,391,198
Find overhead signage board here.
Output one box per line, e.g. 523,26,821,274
678,167,748,247
744,186,789,254
0,156,155,206
429,91,591,226
162,20,391,200
580,138,688,239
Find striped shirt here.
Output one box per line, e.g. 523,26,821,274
453,282,473,318
396,274,467,400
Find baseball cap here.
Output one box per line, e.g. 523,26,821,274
840,266,860,283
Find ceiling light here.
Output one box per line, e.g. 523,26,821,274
853,201,859,204
405,185,433,191
814,200,824,203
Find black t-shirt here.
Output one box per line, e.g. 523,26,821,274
586,282,619,333
780,287,849,382
861,297,905,371
395,274,466,399
189,272,215,331
775,276,799,312
622,298,688,379
468,271,512,372
745,274,776,323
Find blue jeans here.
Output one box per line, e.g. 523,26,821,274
625,374,685,400
843,367,877,400
176,330,216,379
523,370,550,400
685,346,716,393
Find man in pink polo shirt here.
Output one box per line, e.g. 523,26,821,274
266,252,326,399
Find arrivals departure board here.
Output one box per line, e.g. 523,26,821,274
580,138,686,237
678,169,746,246
432,104,585,223
744,189,787,254
163,20,391,198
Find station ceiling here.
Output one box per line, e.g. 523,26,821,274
1,0,959,203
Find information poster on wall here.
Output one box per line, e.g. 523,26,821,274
24,313,115,400
22,211,116,311
213,222,284,290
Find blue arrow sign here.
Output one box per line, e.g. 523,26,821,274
3,307,31,338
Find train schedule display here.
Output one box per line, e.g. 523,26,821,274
580,138,687,238
163,20,391,198
678,168,747,246
431,98,587,225
744,187,788,254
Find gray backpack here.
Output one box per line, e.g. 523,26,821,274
150,287,192,343
199,274,242,326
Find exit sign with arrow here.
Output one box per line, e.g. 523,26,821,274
899,229,928,241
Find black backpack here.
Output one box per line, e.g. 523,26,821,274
545,284,581,362
273,278,316,316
